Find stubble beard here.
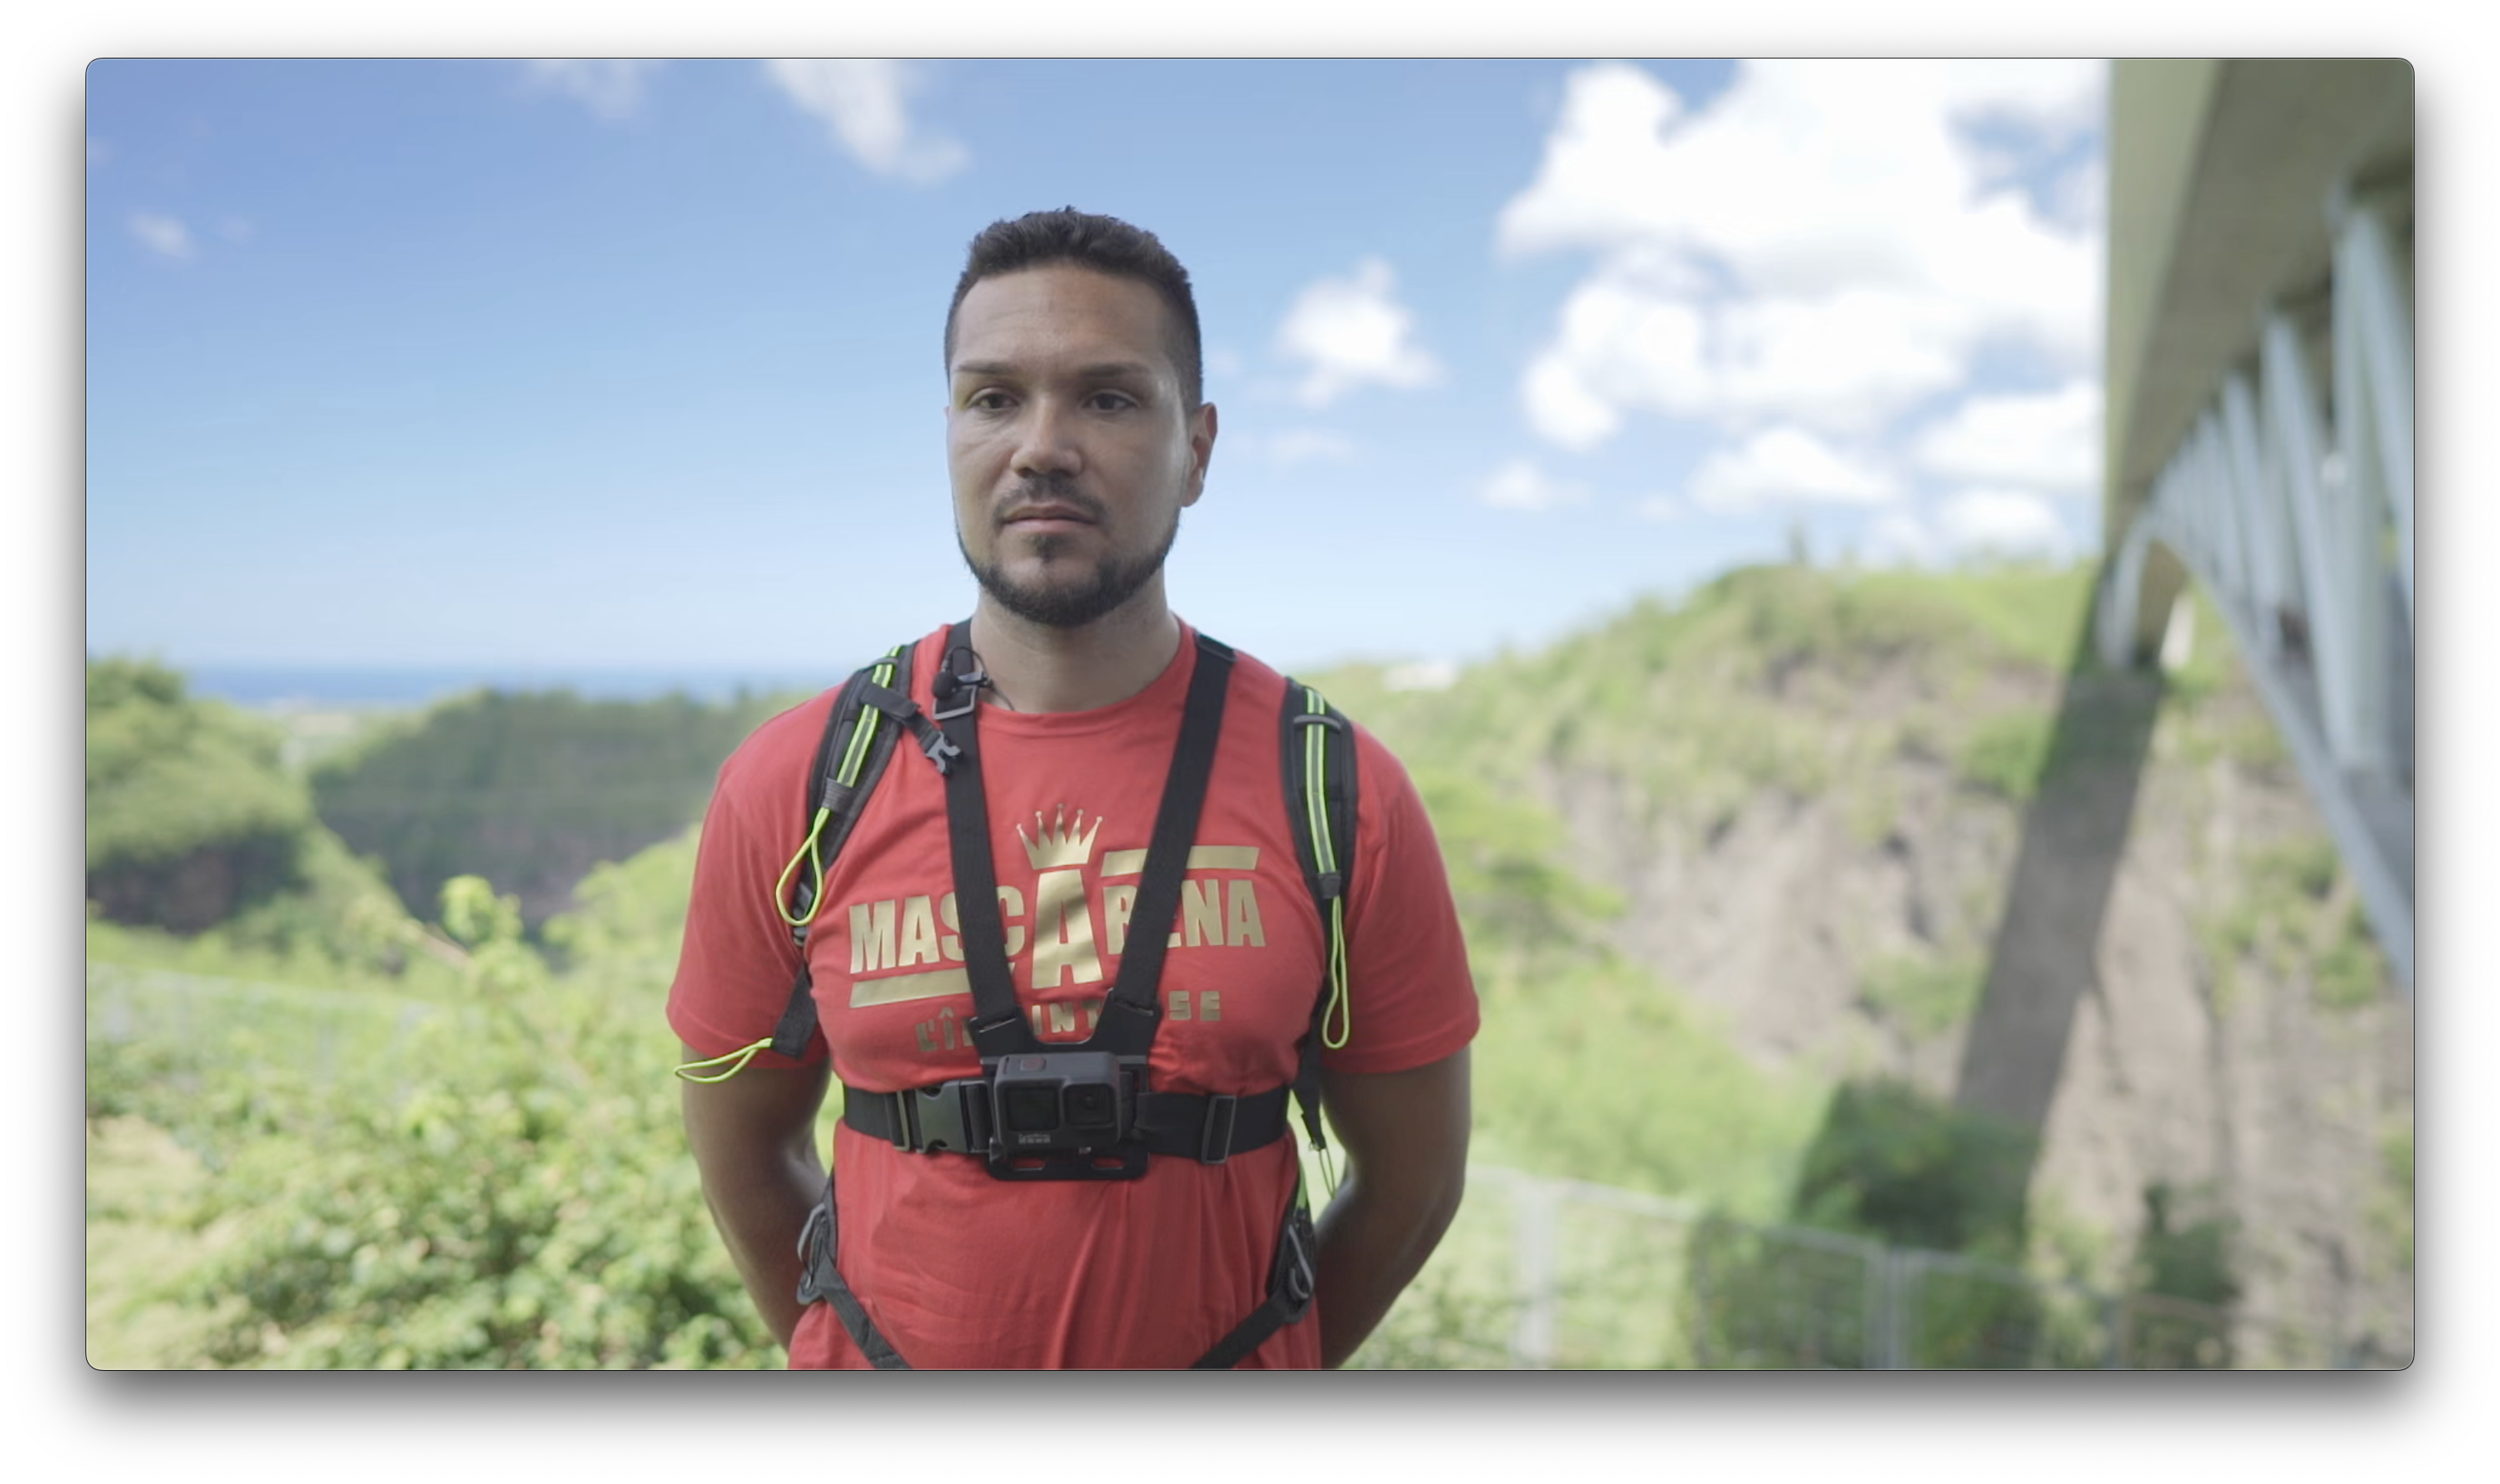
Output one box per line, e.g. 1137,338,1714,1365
958,491,1182,631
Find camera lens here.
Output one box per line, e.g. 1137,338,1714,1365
1066,1083,1115,1127
1001,1085,1059,1132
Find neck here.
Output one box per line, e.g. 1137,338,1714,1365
968,580,1182,714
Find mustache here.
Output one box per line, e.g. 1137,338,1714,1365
1000,474,1106,523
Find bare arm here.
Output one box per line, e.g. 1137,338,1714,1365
679,1048,833,1351
1311,1047,1471,1368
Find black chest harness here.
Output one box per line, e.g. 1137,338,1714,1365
677,622,1359,1369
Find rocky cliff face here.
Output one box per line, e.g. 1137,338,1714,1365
1530,603,2414,1364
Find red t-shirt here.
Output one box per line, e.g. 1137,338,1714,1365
667,622,1479,1369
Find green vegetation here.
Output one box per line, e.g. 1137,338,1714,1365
1789,1080,2035,1259
2197,834,2392,1017
1860,952,1987,1039
87,864,772,1369
310,687,787,930
1322,560,2100,844
84,560,2403,1368
87,657,324,933
2371,1122,2414,1279
85,657,424,980
1956,713,2054,801
2124,1182,2241,1369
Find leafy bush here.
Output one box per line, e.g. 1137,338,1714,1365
87,874,776,1370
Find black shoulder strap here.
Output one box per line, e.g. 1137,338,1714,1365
766,641,925,1060
950,623,1238,1062
1278,677,1359,1159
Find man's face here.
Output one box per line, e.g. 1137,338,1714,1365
947,265,1215,630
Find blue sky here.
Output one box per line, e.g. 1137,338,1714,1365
86,58,2111,680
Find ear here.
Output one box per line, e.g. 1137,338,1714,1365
1182,401,1217,507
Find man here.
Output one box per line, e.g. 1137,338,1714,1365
668,209,1476,1369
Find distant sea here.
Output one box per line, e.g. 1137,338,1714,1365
187,666,840,710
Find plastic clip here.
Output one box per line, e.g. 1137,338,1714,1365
1198,1094,1239,1165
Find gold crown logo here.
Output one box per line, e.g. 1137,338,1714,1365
1018,805,1102,871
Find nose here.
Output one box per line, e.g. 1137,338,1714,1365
1010,395,1084,481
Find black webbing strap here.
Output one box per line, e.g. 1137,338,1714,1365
769,645,921,1060
796,1178,911,1369
1279,678,1359,1157
1091,630,1237,1055
1190,1177,1319,1369
942,623,1238,1062
932,624,1029,1058
844,1079,1295,1163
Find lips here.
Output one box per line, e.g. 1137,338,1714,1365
1001,500,1100,531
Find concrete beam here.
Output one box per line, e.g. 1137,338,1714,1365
2104,60,2413,550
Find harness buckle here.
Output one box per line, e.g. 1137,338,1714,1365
897,1080,984,1155
1275,1202,1318,1319
1198,1093,1239,1165
794,1183,838,1306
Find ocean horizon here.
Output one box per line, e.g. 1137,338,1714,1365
185,664,842,710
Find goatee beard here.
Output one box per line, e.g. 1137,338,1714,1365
958,509,1181,630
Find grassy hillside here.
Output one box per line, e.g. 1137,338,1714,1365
85,559,2407,1367
309,687,794,931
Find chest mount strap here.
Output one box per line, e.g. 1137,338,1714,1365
711,621,1351,1368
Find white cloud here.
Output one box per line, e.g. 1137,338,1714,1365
1275,257,1442,408
1634,492,1686,523
1264,429,1357,466
1477,459,1589,513
1933,58,2105,144
1935,488,2078,559
1912,379,2101,494
1685,426,1899,513
1501,60,2105,450
128,212,193,261
87,136,109,168
764,59,968,185
2050,155,2108,236
522,59,663,122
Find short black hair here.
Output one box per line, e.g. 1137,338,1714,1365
944,208,1205,408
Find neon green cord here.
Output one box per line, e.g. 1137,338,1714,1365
774,807,834,928
775,648,906,928
673,1038,773,1083
1322,897,1351,1050
1300,687,1352,1051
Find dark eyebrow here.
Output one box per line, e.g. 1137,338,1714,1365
951,359,1158,383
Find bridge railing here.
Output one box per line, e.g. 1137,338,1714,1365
2095,192,2415,997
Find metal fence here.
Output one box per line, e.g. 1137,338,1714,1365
1353,1165,2353,1370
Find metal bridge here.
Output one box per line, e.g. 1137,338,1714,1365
2095,59,2415,998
